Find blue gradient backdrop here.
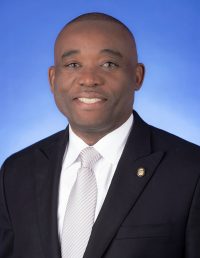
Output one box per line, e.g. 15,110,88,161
0,0,200,165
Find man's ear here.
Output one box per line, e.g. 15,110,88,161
48,66,55,93
135,63,145,90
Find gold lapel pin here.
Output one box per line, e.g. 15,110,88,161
137,167,145,177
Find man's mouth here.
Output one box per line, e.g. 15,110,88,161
77,98,104,104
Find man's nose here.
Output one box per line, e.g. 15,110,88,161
77,67,104,87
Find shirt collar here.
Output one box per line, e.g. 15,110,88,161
63,114,133,168
93,114,133,164
62,127,88,169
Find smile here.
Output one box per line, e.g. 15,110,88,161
78,98,103,104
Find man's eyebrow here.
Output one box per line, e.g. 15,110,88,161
61,50,80,59
100,49,123,58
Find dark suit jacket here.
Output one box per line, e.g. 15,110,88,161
1,111,200,258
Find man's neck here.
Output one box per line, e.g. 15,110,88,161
69,114,134,146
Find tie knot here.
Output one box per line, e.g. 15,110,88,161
80,147,101,169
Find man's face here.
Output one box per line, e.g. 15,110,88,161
49,20,144,138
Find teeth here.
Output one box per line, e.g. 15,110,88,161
78,98,102,104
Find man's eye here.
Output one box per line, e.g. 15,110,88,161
64,63,80,68
102,62,119,69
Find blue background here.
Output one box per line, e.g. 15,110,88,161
0,0,200,165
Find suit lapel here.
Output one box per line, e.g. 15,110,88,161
34,129,69,258
84,112,165,258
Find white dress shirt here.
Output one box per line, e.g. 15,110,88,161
58,114,134,238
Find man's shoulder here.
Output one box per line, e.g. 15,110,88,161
134,111,200,153
149,124,200,156
2,129,67,168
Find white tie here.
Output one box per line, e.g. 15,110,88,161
61,147,101,258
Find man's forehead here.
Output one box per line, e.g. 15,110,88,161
54,18,138,64
55,20,136,53
57,20,132,41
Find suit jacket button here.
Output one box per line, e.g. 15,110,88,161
137,167,145,177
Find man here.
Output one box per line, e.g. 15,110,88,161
0,12,200,258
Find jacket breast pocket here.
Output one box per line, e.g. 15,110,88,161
115,223,172,240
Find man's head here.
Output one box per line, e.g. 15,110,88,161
49,12,145,144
